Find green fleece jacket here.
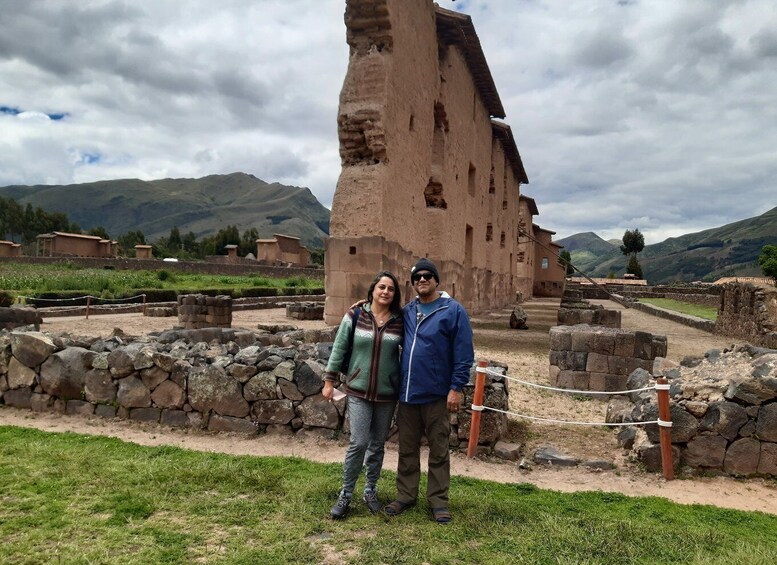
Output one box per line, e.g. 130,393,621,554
325,303,403,402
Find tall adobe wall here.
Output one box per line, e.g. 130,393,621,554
325,0,530,323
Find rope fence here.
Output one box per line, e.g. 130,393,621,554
17,294,148,319
468,360,675,479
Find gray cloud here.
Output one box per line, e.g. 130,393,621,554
0,0,774,245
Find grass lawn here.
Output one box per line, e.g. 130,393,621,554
2,426,777,564
639,298,718,321
0,262,321,300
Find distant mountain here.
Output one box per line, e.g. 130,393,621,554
0,173,330,248
555,232,617,273
560,206,777,284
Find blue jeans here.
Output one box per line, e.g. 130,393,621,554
341,396,396,496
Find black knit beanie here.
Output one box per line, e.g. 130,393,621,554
411,258,439,283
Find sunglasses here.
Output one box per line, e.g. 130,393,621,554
412,272,435,282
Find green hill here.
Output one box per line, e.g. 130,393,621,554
563,207,777,284
555,232,617,273
0,173,330,248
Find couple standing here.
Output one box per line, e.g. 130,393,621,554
323,259,474,524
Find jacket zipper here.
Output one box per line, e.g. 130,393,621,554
367,311,390,401
404,301,449,402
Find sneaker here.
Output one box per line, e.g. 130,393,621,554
362,489,381,514
331,492,351,519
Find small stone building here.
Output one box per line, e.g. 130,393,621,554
0,240,22,257
325,1,541,323
256,234,309,267
134,244,153,259
37,232,118,258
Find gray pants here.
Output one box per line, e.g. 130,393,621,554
341,396,397,496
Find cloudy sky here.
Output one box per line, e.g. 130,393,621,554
1,0,775,244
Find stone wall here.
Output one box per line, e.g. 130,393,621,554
608,345,777,477
286,302,324,321
0,256,323,280
0,328,508,448
714,282,777,349
572,283,720,307
177,295,232,329
557,288,621,328
0,307,41,331
549,325,667,393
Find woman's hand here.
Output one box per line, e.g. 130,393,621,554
322,380,335,401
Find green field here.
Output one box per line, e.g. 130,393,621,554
1,425,776,564
0,262,322,301
638,298,718,321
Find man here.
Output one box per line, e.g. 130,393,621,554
384,258,474,524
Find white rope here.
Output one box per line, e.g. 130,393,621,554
482,367,655,396
87,294,146,303
19,294,146,304
479,405,659,427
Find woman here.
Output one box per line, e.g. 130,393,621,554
323,271,404,519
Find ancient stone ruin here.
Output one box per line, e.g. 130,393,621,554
608,345,777,477
715,282,777,349
549,325,667,393
0,328,508,449
177,294,232,329
0,307,41,331
557,287,621,328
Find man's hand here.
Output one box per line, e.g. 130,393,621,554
322,380,335,401
447,389,463,412
350,299,367,310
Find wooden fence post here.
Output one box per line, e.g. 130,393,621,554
656,377,674,480
467,360,488,458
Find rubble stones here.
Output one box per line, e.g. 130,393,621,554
624,345,777,477
11,331,55,367
188,365,248,417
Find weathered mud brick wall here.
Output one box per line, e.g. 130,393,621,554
715,282,777,349
325,0,531,324
549,325,667,392
177,294,232,329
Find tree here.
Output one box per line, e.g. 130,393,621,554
240,228,259,257
620,228,645,279
88,226,110,239
558,250,574,276
759,244,777,285
168,226,182,251
626,255,643,279
620,229,645,256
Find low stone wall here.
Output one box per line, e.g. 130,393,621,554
714,282,777,349
557,288,621,328
286,302,324,321
629,301,715,333
572,283,720,306
0,307,41,330
177,295,232,329
549,325,667,393
0,328,508,448
608,345,777,477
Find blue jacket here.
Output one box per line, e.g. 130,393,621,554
400,293,474,404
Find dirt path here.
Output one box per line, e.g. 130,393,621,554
3,300,775,516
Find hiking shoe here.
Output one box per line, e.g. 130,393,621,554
330,492,351,519
363,490,381,514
